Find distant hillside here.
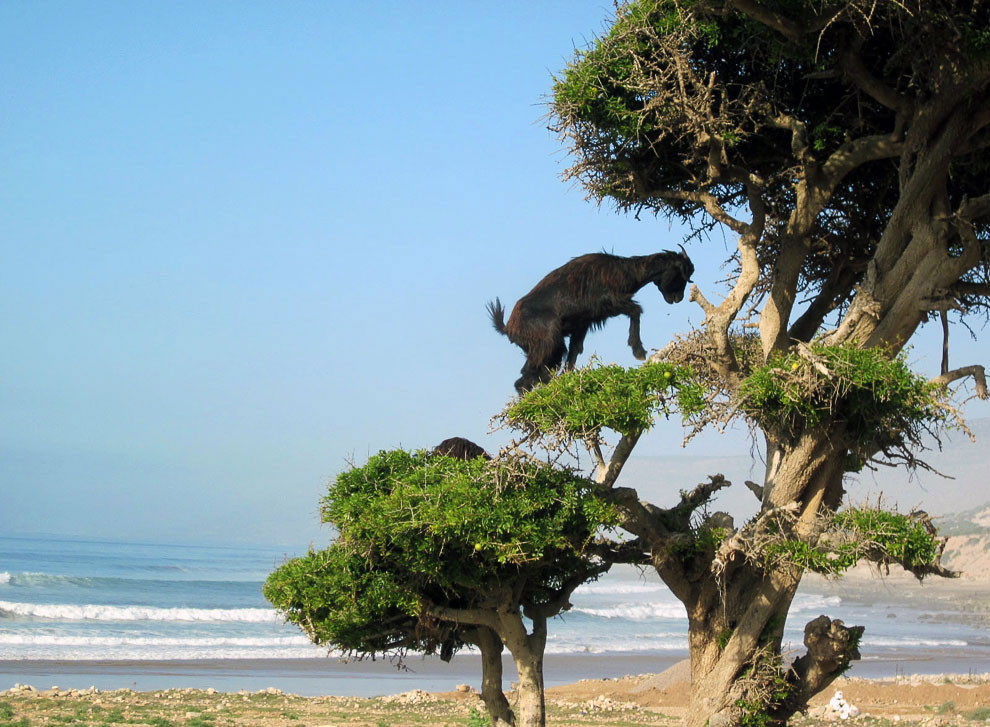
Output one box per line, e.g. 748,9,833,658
619,417,990,523
846,417,990,515
939,502,990,536
940,502,990,581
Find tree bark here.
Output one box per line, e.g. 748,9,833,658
658,426,858,727
513,653,546,727
465,627,515,726
497,610,548,727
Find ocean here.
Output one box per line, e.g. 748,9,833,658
1,534,987,695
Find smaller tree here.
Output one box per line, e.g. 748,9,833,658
265,448,626,727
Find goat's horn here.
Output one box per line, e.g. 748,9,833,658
678,244,688,258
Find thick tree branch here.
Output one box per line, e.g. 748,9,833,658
674,474,731,517
744,480,764,502
788,265,861,342
952,282,990,298
421,601,499,631
725,0,801,41
821,135,904,191
586,536,652,566
782,616,865,715
594,431,642,488
931,365,989,399
524,563,609,620
658,189,750,235
604,486,670,543
839,39,912,115
958,191,990,222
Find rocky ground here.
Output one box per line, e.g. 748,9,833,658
3,668,990,727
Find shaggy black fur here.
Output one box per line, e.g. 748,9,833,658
488,250,693,393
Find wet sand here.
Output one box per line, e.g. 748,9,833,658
1,649,987,698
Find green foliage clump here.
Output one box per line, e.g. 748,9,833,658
738,344,947,455
833,508,942,571
552,0,685,141
265,449,620,661
964,706,990,721
735,658,794,727
466,708,488,727
735,699,773,727
323,449,618,575
101,708,125,724
505,362,703,440
760,507,944,577
716,627,734,651
262,545,419,653
670,524,726,562
762,537,856,575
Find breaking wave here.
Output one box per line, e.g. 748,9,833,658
0,600,276,623
572,603,686,621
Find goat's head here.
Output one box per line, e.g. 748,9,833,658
655,248,694,304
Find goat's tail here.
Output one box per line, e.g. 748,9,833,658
486,298,508,335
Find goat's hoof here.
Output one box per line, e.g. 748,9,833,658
633,348,647,361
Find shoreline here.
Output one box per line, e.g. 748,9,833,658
2,650,988,698
0,655,687,697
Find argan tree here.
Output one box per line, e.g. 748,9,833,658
264,448,628,727
543,1,990,725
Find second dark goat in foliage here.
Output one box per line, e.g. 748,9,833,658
432,436,491,461
488,250,694,394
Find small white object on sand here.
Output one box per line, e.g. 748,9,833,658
827,690,861,720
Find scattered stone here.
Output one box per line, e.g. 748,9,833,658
455,684,473,693
382,689,437,706
582,695,638,712
7,684,37,695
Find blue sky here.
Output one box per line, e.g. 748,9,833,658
2,2,986,546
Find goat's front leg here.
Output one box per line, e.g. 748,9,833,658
621,301,647,360
565,326,589,370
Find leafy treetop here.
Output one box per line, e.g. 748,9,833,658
552,0,990,364
265,449,621,662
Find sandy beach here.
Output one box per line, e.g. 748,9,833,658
3,665,990,727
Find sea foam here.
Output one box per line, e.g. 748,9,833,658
575,582,669,595
0,600,277,623
572,603,686,620
0,634,312,647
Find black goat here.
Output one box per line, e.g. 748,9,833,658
487,250,693,393
432,436,491,461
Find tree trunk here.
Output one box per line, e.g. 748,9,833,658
470,627,515,727
683,571,801,727
666,428,859,727
498,611,548,727
513,653,546,727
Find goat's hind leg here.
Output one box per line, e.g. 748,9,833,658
517,334,566,393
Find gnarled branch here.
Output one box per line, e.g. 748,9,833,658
931,364,989,399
